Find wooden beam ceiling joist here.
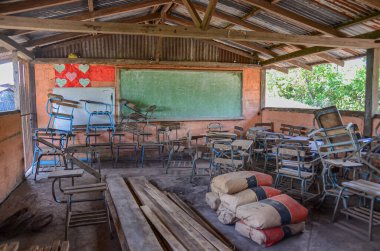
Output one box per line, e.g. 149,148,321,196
32,58,259,68
181,0,202,28
175,0,268,33
261,30,380,66
201,0,218,30
23,13,162,48
0,16,376,48
361,0,380,11
174,0,344,66
288,60,312,71
265,65,289,74
0,34,33,60
0,0,79,15
3,0,172,37
240,0,345,37
63,0,172,21
316,52,345,67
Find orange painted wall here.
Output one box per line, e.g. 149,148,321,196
35,64,261,141
0,112,25,203
262,109,365,133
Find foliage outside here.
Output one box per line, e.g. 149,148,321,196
266,60,369,111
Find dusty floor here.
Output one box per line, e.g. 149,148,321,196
0,160,380,251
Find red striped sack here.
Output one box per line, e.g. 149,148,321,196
236,194,308,229
211,171,273,195
235,220,305,247
217,186,281,225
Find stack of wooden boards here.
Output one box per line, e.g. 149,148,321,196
206,171,308,247
106,175,234,251
0,240,69,251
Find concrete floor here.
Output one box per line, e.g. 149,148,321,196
0,160,380,251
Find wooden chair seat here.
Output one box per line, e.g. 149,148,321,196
325,159,363,168
48,169,84,179
63,182,107,195
342,179,380,197
278,168,315,178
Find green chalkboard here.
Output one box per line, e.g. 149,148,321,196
119,69,243,121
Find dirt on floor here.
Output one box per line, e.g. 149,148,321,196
0,161,379,251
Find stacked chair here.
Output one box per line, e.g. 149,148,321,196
311,106,380,240
32,93,79,179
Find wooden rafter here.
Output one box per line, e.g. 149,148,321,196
361,0,380,11
181,0,202,28
0,16,376,48
3,0,172,37
261,30,380,66
165,15,258,61
288,60,312,71
317,53,344,67
88,0,94,12
175,0,268,32
240,0,345,37
175,0,344,66
201,0,218,30
0,34,33,60
0,0,79,15
23,13,162,48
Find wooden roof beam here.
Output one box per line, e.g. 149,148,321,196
181,0,202,28
175,0,344,65
175,0,268,32
4,0,172,37
361,0,380,11
201,0,218,30
0,15,377,48
0,0,79,15
23,13,162,48
288,60,312,71
0,34,33,60
261,30,380,66
240,0,345,37
316,53,345,67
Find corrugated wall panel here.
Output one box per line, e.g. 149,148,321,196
35,34,252,64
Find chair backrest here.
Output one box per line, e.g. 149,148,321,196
309,124,360,159
313,106,343,129
255,122,274,132
144,105,157,119
212,141,243,171
208,122,222,132
234,126,244,139
280,124,307,136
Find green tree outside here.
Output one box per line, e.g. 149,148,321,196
266,62,368,111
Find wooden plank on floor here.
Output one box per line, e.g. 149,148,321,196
107,175,163,251
167,192,233,248
140,205,187,251
129,176,232,251
128,177,209,251
105,190,129,251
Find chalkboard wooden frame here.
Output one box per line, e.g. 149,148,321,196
118,69,244,121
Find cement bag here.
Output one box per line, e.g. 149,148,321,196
235,220,305,247
205,192,221,210
236,194,308,229
211,171,273,195
220,186,282,213
216,204,237,225
217,187,281,225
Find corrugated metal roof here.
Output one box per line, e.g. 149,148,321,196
278,0,349,26
3,0,378,69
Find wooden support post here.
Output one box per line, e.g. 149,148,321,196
260,69,266,112
12,51,20,110
364,48,380,137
